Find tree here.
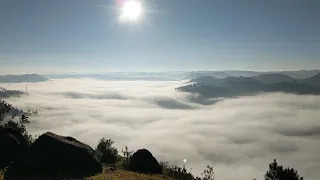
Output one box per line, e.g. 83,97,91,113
95,138,118,165
121,145,133,170
202,165,214,180
265,159,303,180
0,100,12,122
0,100,33,144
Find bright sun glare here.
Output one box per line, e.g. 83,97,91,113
119,0,143,22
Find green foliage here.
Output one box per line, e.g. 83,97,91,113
0,87,24,98
160,162,195,180
0,100,11,122
95,138,118,165
265,159,303,180
117,145,133,170
160,162,215,180
201,166,214,180
0,100,33,145
0,168,6,180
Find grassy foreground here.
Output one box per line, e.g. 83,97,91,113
0,167,174,180
87,167,173,180
0,169,4,180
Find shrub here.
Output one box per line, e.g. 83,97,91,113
116,145,133,170
0,100,33,145
95,138,118,165
201,165,214,180
265,159,303,180
0,100,12,122
160,162,195,180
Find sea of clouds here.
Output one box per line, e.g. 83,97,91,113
1,79,320,180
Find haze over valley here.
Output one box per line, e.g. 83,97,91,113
1,71,320,180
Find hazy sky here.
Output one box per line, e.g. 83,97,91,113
0,0,319,73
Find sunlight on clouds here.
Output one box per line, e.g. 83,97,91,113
1,79,320,180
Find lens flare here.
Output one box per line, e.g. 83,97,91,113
119,0,143,22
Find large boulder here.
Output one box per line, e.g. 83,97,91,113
129,149,162,174
0,127,28,168
5,132,102,180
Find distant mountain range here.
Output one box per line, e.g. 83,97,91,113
184,70,320,80
0,74,48,83
0,70,319,83
41,70,320,81
43,72,188,81
177,73,320,98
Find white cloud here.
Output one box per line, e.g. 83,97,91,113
1,79,320,180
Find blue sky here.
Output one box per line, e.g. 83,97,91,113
0,0,319,73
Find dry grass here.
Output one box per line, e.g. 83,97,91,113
86,167,174,180
0,167,173,180
0,168,5,180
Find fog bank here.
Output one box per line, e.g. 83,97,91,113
2,79,319,180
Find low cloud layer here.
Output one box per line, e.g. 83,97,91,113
2,79,320,180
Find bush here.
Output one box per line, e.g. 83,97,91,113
201,166,214,180
160,162,214,180
265,159,303,180
95,138,118,165
0,100,33,145
0,100,12,122
160,162,195,180
116,145,133,170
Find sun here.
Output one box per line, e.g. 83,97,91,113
119,0,143,22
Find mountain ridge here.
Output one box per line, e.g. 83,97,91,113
177,73,320,98
184,70,320,80
0,74,48,83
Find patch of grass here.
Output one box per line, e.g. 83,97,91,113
86,166,174,180
1,167,173,180
0,168,6,180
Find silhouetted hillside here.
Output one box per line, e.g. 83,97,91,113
0,87,24,98
300,73,320,87
0,74,48,83
185,71,230,79
279,70,320,79
252,74,297,84
184,70,320,80
226,70,262,77
178,75,320,98
265,82,320,94
189,76,221,84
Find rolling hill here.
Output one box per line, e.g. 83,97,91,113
300,73,320,87
251,74,297,84
177,74,320,98
0,74,48,83
184,70,320,80
184,71,230,79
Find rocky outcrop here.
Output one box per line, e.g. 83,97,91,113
0,127,28,169
129,149,162,174
5,132,102,180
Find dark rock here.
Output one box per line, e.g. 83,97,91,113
129,149,162,174
105,167,116,173
3,127,29,148
5,132,102,180
0,127,28,168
